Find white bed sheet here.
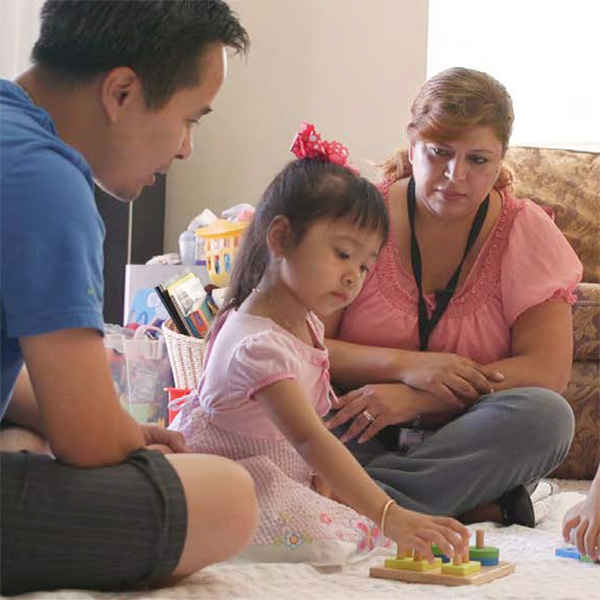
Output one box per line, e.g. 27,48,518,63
10,480,598,600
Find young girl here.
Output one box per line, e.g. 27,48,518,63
172,123,469,564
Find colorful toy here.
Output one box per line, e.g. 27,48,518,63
370,529,514,586
555,546,597,564
384,550,442,571
470,529,500,566
196,219,250,287
432,544,450,562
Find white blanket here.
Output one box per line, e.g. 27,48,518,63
10,481,598,600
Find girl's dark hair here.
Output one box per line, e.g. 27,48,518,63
32,0,249,109
224,159,389,310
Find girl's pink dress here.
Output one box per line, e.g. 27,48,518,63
338,179,583,361
171,309,391,565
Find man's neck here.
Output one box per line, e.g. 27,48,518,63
16,67,104,171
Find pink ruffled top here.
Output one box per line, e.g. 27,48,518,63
338,180,583,364
197,309,333,440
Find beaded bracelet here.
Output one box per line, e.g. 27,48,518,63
380,499,395,536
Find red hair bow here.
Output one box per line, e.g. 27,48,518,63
290,122,359,174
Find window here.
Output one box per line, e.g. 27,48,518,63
427,0,600,151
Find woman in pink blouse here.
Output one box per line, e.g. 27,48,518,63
325,68,582,527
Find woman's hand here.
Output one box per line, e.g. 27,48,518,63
385,503,470,562
400,352,504,404
562,486,600,562
325,383,459,444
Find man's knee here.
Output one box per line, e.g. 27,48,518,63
167,454,258,579
0,426,51,454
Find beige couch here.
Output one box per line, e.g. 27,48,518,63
505,147,599,479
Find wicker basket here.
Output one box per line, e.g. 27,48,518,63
162,320,206,389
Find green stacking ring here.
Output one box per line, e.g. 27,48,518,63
469,546,499,560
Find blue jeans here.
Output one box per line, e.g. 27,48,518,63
339,387,574,516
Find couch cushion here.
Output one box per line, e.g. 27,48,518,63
504,147,600,283
551,360,600,479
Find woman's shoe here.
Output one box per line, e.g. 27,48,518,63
498,485,535,527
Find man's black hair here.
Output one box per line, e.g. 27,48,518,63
32,0,249,108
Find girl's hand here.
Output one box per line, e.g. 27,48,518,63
325,383,460,444
400,352,504,405
385,504,470,562
562,495,600,562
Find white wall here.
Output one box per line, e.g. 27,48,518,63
164,0,429,252
0,0,43,78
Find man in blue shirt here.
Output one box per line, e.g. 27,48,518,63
0,1,257,594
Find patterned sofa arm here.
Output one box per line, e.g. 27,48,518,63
504,147,599,479
573,283,600,362
551,282,600,479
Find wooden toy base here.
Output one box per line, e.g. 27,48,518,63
370,560,515,586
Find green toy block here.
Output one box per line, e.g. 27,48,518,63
385,557,442,571
470,546,499,559
441,560,482,576
470,546,500,563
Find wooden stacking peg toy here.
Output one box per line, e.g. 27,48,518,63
370,531,515,586
469,529,500,566
441,548,481,576
384,548,442,571
432,544,450,562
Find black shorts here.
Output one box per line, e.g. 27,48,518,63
1,448,187,595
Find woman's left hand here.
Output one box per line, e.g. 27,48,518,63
325,383,425,444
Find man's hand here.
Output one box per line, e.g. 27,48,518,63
141,425,189,454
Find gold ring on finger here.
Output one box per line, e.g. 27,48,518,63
362,409,375,423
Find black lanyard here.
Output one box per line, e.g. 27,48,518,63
408,177,490,351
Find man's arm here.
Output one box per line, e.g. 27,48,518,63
20,328,145,467
4,366,46,435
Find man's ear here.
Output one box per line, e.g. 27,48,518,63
100,67,142,124
266,215,293,258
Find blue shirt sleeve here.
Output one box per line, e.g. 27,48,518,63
1,147,105,338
